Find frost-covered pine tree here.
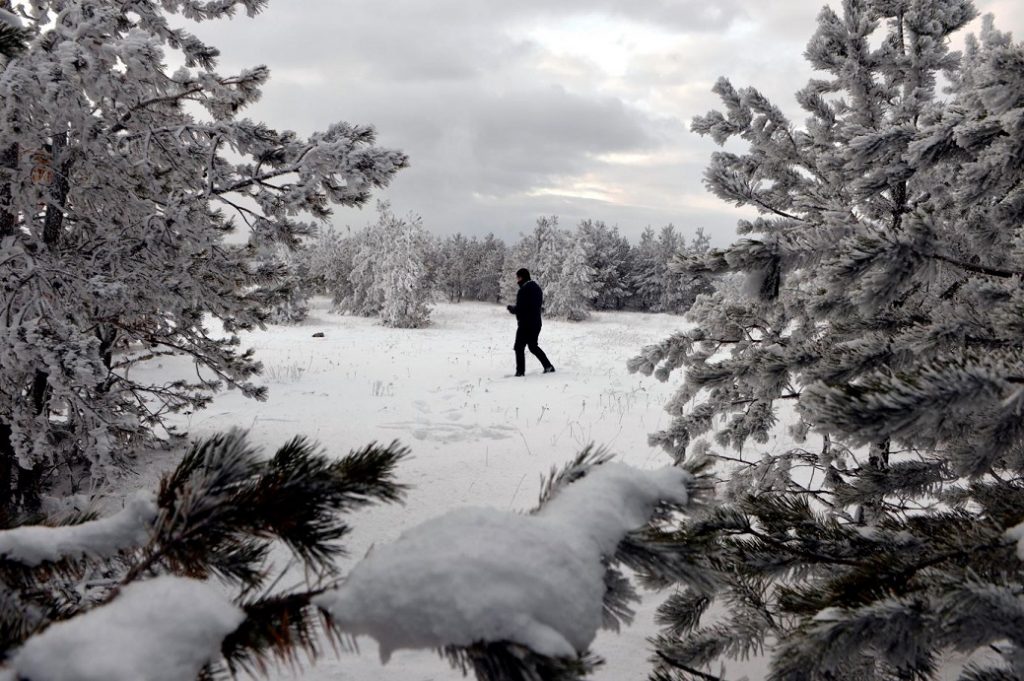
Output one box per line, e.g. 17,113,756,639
630,3,1024,680
377,205,432,328
439,233,472,303
342,225,384,317
467,233,507,303
342,203,431,327
0,0,406,511
547,228,598,322
306,226,358,308
662,226,712,314
577,220,631,310
503,216,566,303
627,226,663,310
624,224,710,313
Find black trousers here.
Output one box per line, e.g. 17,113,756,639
514,324,552,374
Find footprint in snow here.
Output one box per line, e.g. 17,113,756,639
379,420,514,443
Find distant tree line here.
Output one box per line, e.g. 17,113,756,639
279,206,713,327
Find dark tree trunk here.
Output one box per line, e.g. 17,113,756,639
14,463,41,513
97,325,117,371
0,142,16,238
0,423,13,519
10,131,77,512
42,132,70,247
0,101,16,514
0,137,17,516
868,438,891,470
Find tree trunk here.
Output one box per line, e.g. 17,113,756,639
97,325,117,370
0,423,13,519
42,131,70,246
868,438,890,470
0,142,16,238
0,119,17,516
9,131,77,512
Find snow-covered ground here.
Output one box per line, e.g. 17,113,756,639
130,299,786,681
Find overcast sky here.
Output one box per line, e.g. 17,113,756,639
192,0,1024,245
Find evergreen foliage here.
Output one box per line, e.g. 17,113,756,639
306,213,708,318
502,215,567,305
258,243,311,325
0,435,715,681
433,232,507,304
377,207,432,328
628,226,664,311
577,220,632,311
627,225,713,314
547,227,599,321
0,4,24,61
0,0,406,512
472,233,508,303
306,226,358,308
439,233,472,302
631,2,1024,679
0,430,408,678
342,203,432,328
497,217,708,317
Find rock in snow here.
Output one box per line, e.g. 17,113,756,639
11,576,245,681
315,462,690,662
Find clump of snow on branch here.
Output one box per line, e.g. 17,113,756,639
0,492,155,566
1004,521,1024,560
315,462,689,661
0,8,21,29
10,576,244,681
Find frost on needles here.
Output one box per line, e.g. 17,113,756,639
629,2,1024,680
0,431,409,681
0,0,407,512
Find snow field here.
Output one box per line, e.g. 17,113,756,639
129,299,796,680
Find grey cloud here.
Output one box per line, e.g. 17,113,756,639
471,87,659,187
188,0,1024,245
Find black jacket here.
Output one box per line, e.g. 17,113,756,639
510,279,543,327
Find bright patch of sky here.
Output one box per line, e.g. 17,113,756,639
524,14,679,83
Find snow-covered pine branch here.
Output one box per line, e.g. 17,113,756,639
0,430,408,680
316,448,711,681
0,433,714,681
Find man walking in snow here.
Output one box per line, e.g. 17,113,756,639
507,268,555,377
